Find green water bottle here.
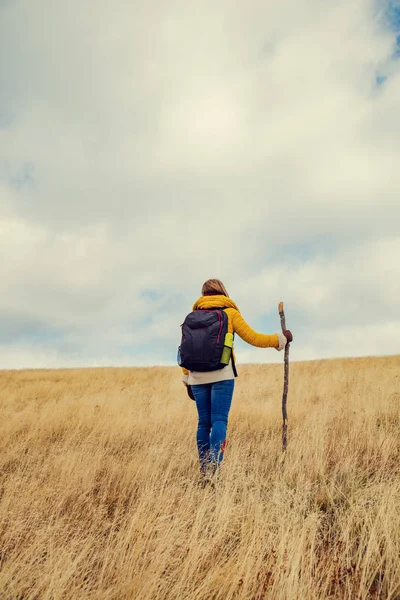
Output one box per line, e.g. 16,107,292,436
220,333,234,365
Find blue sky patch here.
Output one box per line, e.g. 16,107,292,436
395,33,400,55
140,289,164,303
12,163,35,189
0,161,35,189
264,239,336,268
385,0,400,30
376,74,388,85
374,0,400,86
0,315,65,346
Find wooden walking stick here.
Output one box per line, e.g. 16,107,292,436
278,302,290,452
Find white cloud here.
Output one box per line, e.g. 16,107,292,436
0,0,399,368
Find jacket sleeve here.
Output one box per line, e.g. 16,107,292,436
232,310,285,349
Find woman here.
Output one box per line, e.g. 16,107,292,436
181,278,293,478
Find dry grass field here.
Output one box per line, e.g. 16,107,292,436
0,356,399,600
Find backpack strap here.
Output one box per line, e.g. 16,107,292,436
232,352,238,377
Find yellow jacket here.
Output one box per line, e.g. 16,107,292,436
181,295,286,376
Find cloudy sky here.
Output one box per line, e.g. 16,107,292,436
1,0,399,369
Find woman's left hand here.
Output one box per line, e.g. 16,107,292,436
284,329,293,343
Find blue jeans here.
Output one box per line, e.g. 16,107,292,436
191,379,235,471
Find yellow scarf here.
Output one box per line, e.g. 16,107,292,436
192,295,239,311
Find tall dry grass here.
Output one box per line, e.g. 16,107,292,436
0,356,399,599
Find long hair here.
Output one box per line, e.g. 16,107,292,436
201,279,229,297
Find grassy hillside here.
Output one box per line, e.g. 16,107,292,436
0,356,399,599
